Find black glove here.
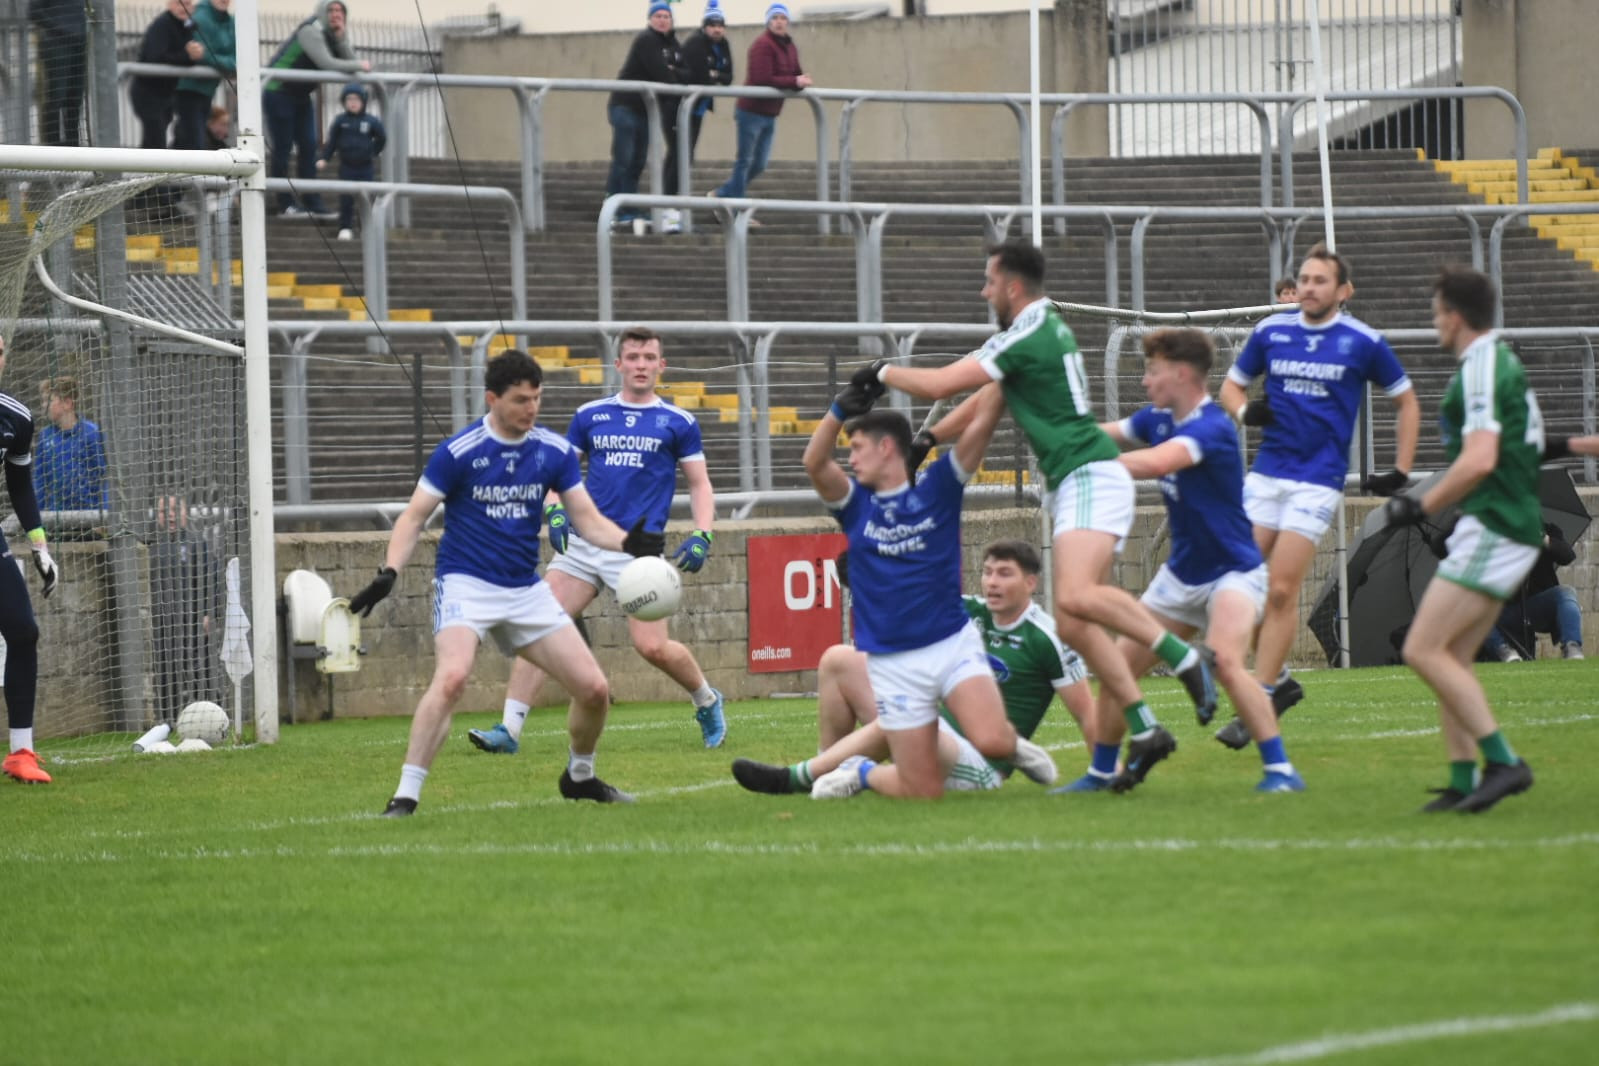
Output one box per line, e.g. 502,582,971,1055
835,549,849,591
1544,435,1572,461
1383,493,1426,529
832,385,877,420
1362,467,1411,496
349,566,397,617
1424,513,1460,559
1240,399,1274,428
906,429,936,477
622,517,666,558
850,360,889,401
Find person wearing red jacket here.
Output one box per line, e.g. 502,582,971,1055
713,3,811,202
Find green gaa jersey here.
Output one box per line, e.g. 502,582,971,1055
942,594,1085,775
974,297,1120,489
1439,333,1544,547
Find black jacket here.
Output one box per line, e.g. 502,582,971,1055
320,110,387,166
133,10,195,95
680,28,733,115
607,27,684,119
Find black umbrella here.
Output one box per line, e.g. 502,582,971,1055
1308,467,1591,667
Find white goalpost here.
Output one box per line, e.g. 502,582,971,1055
0,0,278,748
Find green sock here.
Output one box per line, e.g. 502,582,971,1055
1122,702,1158,736
1151,632,1193,670
789,762,814,789
1477,731,1518,767
1449,760,1479,794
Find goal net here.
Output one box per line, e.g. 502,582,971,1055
0,163,256,754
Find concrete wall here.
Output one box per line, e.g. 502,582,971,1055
21,489,1599,734
1463,0,1599,157
440,5,1109,168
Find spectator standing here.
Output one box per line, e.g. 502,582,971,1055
262,0,370,217
149,494,220,723
27,0,87,147
34,375,106,515
605,1,685,232
172,0,235,152
316,83,386,241
679,1,734,163
713,3,810,203
130,0,201,152
1274,276,1298,304
1482,521,1585,661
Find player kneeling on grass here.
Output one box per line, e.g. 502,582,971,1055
1384,268,1540,814
799,378,1057,798
733,540,1096,798
1057,327,1302,795
347,351,664,816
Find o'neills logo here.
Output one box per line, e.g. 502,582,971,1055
751,645,792,660
623,590,659,614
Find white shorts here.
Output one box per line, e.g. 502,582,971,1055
433,573,572,656
1045,459,1136,550
1244,472,1341,543
1140,562,1269,631
867,625,994,731
1436,515,1540,601
546,533,632,595
941,719,1001,792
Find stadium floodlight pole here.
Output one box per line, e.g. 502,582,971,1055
1306,0,1351,668
234,0,281,742
1029,0,1042,246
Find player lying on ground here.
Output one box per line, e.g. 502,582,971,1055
801,379,1057,797
1384,268,1540,814
349,351,664,816
1056,328,1304,795
732,539,1095,799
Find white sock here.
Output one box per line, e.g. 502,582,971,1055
501,699,530,740
568,749,596,782
689,682,716,708
1275,667,1292,685
10,727,33,753
395,764,428,802
1265,761,1295,775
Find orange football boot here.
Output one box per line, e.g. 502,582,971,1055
2,749,52,784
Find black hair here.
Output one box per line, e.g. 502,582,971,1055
983,539,1042,575
842,409,913,458
484,349,543,395
983,238,1046,292
1432,266,1498,331
1142,327,1215,377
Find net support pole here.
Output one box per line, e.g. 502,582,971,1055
235,0,280,742
1307,0,1349,668
87,0,149,730
1029,0,1042,246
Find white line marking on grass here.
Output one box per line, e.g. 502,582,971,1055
12,832,1599,866
1130,1002,1599,1066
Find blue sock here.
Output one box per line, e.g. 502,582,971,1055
1258,736,1288,767
1091,743,1120,778
856,758,877,791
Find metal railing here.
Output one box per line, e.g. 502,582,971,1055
114,64,1531,234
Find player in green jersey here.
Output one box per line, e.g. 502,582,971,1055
730,540,1097,798
868,239,1216,792
1383,268,1541,814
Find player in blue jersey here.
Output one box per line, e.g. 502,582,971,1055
800,381,1058,798
465,327,726,756
0,336,60,785
1059,328,1302,794
348,351,664,816
1217,244,1419,745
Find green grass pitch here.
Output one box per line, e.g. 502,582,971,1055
7,662,1597,1065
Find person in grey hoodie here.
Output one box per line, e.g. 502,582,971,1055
262,0,370,216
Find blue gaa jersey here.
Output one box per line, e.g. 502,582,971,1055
419,417,582,588
829,453,971,654
1123,398,1261,584
1228,311,1412,490
566,395,704,532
